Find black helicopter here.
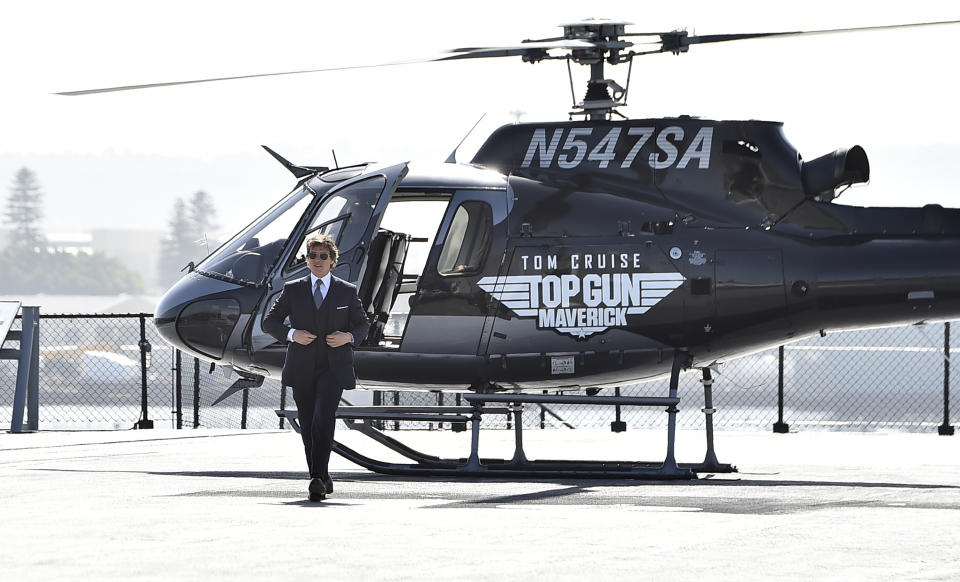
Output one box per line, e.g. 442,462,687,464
62,19,960,478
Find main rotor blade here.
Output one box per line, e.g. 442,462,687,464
55,19,960,95
54,56,442,96
682,19,960,48
55,39,600,96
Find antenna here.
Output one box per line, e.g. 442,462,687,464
444,113,487,164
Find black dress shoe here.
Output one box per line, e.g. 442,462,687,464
308,478,327,502
322,476,334,494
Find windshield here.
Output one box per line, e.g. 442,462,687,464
197,186,313,285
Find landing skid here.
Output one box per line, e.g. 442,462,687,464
279,350,737,480
333,438,697,479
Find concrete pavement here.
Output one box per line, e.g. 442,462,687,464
1,427,958,581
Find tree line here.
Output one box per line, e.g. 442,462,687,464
157,190,220,288
1,167,219,295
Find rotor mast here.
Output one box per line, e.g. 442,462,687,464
559,20,633,120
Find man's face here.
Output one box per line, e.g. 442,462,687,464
306,245,335,279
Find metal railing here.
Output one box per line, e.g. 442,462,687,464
1,313,955,434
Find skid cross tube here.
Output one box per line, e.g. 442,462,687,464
662,348,684,473
691,367,735,473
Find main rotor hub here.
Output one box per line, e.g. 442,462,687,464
561,20,632,66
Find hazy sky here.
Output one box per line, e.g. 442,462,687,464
2,0,959,239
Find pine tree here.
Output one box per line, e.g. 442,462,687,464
158,197,195,288
0,167,149,295
189,190,219,254
4,167,46,252
156,191,223,288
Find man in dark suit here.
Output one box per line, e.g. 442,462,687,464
263,233,369,501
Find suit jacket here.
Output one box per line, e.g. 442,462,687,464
263,275,370,390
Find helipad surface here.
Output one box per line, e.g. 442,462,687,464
1,427,957,581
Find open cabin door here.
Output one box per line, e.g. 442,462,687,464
302,163,410,284
250,163,408,368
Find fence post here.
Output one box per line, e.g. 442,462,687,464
241,387,249,429
540,390,547,429
373,390,384,431
611,386,627,432
279,385,287,429
452,393,465,432
174,349,183,429
193,357,201,428
773,345,790,433
135,315,153,429
940,322,955,436
437,391,444,430
393,391,400,431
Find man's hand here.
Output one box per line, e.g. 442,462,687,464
292,330,317,345
326,331,353,348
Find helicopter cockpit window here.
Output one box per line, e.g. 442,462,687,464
196,187,312,286
286,176,387,271
437,201,492,276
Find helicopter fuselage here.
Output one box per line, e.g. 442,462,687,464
154,118,960,391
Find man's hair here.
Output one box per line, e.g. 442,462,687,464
305,233,339,264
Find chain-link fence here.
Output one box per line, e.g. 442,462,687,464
1,313,956,433
2,314,158,429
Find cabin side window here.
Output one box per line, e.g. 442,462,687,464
437,201,492,276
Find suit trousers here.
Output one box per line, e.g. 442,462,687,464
292,369,343,480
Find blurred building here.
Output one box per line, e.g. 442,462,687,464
46,231,94,255
21,228,167,291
